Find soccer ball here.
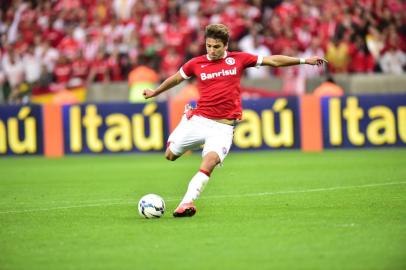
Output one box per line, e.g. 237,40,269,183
138,194,166,218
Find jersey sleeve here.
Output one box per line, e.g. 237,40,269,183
240,52,263,68
179,59,195,80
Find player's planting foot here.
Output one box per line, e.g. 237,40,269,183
173,202,197,217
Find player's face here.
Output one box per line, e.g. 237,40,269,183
206,38,227,60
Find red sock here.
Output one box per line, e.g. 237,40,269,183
199,169,211,177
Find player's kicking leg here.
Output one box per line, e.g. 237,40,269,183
165,144,181,161
173,151,220,217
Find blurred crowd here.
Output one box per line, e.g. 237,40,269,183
0,0,405,103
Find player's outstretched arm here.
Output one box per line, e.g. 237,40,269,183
262,55,327,67
143,72,185,99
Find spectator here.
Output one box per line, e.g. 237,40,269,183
379,45,406,74
279,47,302,95
299,37,325,79
313,76,344,97
36,40,59,73
73,18,88,45
271,27,296,55
160,46,182,80
317,12,337,46
238,26,272,79
7,1,28,44
53,55,72,85
107,48,123,81
57,26,80,59
55,0,81,12
184,43,201,62
366,26,385,70
22,45,42,90
70,51,90,87
112,0,136,21
41,18,64,48
103,16,125,45
0,51,6,103
296,23,313,51
349,36,375,73
87,49,110,84
82,33,104,61
325,36,350,73
2,48,24,104
0,11,8,35
128,60,159,103
36,1,52,31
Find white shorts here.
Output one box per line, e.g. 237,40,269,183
167,115,235,163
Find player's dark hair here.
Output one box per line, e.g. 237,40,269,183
205,24,229,45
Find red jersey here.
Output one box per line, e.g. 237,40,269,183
71,58,90,80
54,63,72,83
180,51,261,120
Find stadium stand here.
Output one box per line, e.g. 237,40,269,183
0,0,405,104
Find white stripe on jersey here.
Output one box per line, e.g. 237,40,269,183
255,55,263,68
179,67,191,79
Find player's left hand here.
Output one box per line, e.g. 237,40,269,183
143,89,156,99
306,56,328,66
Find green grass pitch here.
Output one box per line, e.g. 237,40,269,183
1,149,405,270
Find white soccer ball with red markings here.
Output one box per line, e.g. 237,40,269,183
138,194,166,218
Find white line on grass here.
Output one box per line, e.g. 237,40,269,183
0,181,405,215
0,197,127,206
203,181,406,200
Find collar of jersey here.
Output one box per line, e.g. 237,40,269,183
206,51,228,61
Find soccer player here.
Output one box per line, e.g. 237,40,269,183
143,24,326,217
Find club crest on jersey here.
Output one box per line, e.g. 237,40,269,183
225,57,235,65
200,67,237,81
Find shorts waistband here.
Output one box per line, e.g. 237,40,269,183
211,118,239,126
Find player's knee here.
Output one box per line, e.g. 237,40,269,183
165,152,173,161
165,154,175,161
165,151,178,161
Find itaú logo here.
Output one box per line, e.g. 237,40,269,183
200,67,237,80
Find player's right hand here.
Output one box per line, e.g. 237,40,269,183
307,56,328,66
143,89,155,99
